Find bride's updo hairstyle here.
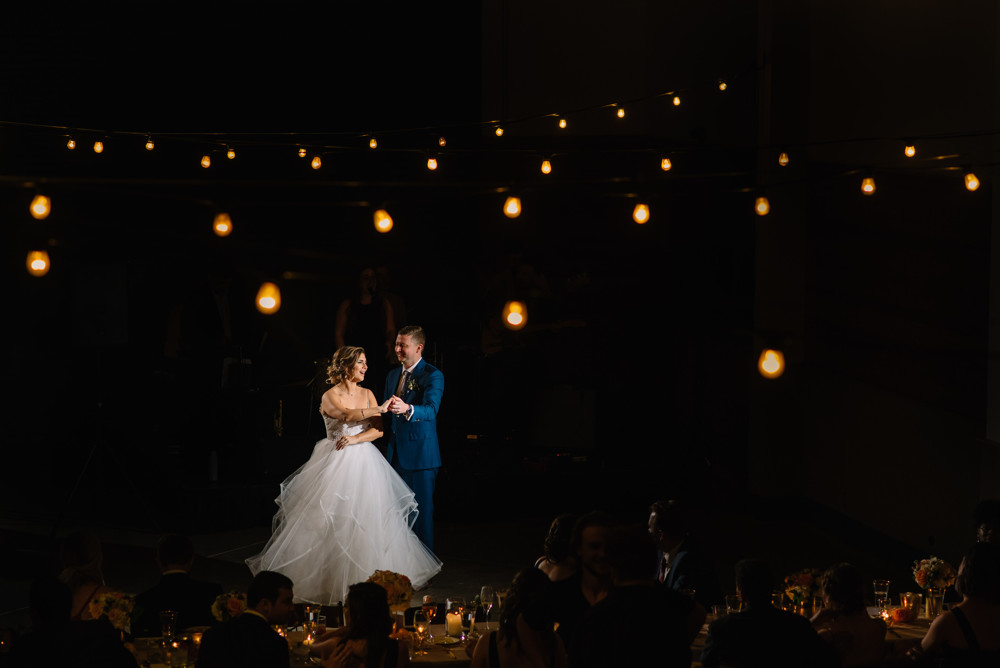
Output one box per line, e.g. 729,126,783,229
326,346,366,385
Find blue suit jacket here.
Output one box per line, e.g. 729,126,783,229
383,358,444,470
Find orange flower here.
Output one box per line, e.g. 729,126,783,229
915,570,929,586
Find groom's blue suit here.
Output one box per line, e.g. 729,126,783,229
384,358,444,550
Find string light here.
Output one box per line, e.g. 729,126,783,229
672,95,681,106
227,147,236,160
777,152,789,167
26,250,50,277
758,349,785,379
904,145,916,158
660,157,672,171
503,196,521,218
373,209,393,233
502,301,527,330
495,126,504,137
29,194,51,220
256,282,281,314
558,117,567,129
965,172,980,191
93,140,104,153
718,80,728,91
369,137,378,149
438,136,447,147
540,159,552,174
632,202,650,224
145,136,155,151
66,137,76,150
298,147,307,158
861,177,876,195
213,212,233,236
311,155,322,170
426,157,438,171
754,196,770,216
201,155,211,168
616,106,625,119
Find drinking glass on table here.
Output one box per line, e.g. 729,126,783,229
873,579,891,613
480,586,495,631
160,610,178,641
413,611,430,655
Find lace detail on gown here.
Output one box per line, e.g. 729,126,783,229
246,412,442,604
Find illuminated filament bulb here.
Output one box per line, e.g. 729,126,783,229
660,157,672,171
213,212,233,237
754,197,771,216
861,177,876,195
201,155,211,168
965,172,980,191
426,157,438,171
256,282,281,314
777,152,789,167
495,126,504,137
438,136,447,147
904,145,916,158
540,159,552,174
616,107,625,118
30,194,51,220
26,250,50,277
718,80,728,91
369,137,378,149
503,196,521,218
502,301,528,331
145,137,155,151
558,117,567,129
632,203,650,224
311,155,322,170
758,349,785,379
373,209,393,233
66,137,76,150
93,141,104,153
227,147,236,160
298,147,307,158
672,95,681,106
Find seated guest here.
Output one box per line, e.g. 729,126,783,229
573,524,699,668
810,563,886,667
534,513,578,582
701,559,837,668
469,568,567,668
918,542,1000,665
648,499,724,611
975,499,1000,545
318,581,407,668
547,511,615,651
196,571,295,668
58,530,113,621
134,534,223,636
10,577,138,668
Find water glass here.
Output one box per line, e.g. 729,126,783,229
873,579,890,610
413,611,429,655
160,610,178,640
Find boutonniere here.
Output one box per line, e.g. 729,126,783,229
407,377,420,392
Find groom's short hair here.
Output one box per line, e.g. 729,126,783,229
398,325,426,345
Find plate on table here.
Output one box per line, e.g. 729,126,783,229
434,637,461,646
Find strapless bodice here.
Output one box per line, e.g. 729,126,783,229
321,413,369,440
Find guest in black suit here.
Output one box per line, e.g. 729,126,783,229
648,499,724,611
134,534,223,636
701,559,837,668
195,571,295,668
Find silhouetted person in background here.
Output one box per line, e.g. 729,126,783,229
809,563,886,667
335,267,395,390
134,534,223,636
534,513,578,582
648,499,724,611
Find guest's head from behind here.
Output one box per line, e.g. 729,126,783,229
648,499,688,553
499,568,555,640
571,511,616,579
543,513,578,565
247,571,295,624
345,581,393,638
29,577,72,628
735,559,773,607
820,563,866,614
974,499,1000,545
606,523,658,585
327,346,367,386
58,531,104,587
955,542,1000,603
156,534,195,572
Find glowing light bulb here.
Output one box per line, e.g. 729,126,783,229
558,117,567,129
540,160,552,174
755,197,770,216
672,95,681,106
145,137,154,151
777,152,789,167
718,80,728,91
26,250,50,277
438,136,447,147
227,147,236,160
369,137,377,149
311,155,322,170
30,194,51,220
201,155,211,168
632,203,650,224
503,196,521,218
256,282,281,314
965,172,980,191
426,157,438,170
66,138,76,150
861,177,876,195
502,301,528,330
758,348,785,379
93,141,104,153
213,212,233,237
373,209,394,233
298,147,307,158
904,145,916,158
660,157,672,171
616,107,625,118
495,126,504,137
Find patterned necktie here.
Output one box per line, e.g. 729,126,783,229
394,369,411,397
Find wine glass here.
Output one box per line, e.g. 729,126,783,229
480,586,495,631
413,611,430,655
420,600,437,639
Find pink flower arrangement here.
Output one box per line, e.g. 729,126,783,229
87,590,135,632
366,570,413,607
912,556,956,590
211,591,247,622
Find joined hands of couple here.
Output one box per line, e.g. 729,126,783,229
333,396,411,450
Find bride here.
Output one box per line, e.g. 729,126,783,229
246,345,442,604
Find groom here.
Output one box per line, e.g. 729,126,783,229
384,325,444,551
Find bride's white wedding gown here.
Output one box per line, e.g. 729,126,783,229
246,413,442,604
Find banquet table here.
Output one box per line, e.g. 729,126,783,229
287,623,473,667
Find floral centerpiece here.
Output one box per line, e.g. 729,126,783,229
912,556,956,590
211,591,247,622
784,568,821,607
367,570,413,609
88,589,135,633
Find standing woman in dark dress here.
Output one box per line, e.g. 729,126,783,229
335,268,395,390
